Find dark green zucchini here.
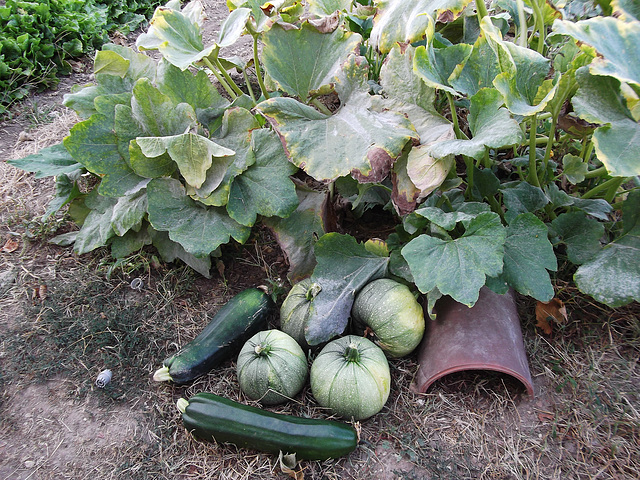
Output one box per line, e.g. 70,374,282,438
177,392,358,460
153,287,274,384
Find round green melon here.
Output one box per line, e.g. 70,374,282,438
351,278,425,358
280,278,321,349
237,329,308,405
310,335,390,420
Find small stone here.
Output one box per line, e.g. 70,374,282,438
24,460,35,468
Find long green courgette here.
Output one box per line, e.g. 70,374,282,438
153,287,274,384
177,392,359,460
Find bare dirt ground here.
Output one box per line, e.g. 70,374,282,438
1,2,639,479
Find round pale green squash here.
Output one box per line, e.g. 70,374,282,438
351,278,425,358
310,335,390,420
280,278,322,349
237,329,308,405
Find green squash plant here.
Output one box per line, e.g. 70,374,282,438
10,0,640,346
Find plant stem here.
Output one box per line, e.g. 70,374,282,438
311,97,332,116
345,343,361,363
446,92,463,140
202,57,237,100
584,165,608,179
516,0,528,47
528,114,541,187
252,34,270,100
464,156,475,197
542,116,557,172
476,0,488,20
581,176,626,200
243,69,257,103
530,0,546,54
487,195,505,222
213,57,245,98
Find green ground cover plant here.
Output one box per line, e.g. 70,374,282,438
9,0,640,347
0,0,164,114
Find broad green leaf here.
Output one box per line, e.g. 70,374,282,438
196,107,261,205
7,143,83,178
305,233,390,345
136,3,217,69
501,181,549,222
562,153,589,184
622,189,640,235
256,93,417,183
553,16,640,88
613,0,640,21
226,129,299,226
64,44,156,119
64,114,149,197
413,17,473,95
574,227,640,307
136,133,234,190
482,17,558,116
370,0,472,54
156,60,229,121
413,203,490,230
110,227,152,259
147,178,250,256
308,0,353,15
261,22,361,101
550,211,604,265
501,213,557,301
380,44,437,114
131,78,196,137
450,28,501,96
128,140,177,179
471,166,501,200
150,229,212,278
94,50,130,77
427,88,524,160
74,195,118,255
263,185,329,282
44,174,83,219
572,67,640,177
402,212,506,306
217,7,251,48
110,189,148,237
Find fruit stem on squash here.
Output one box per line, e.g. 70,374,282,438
255,343,271,356
344,343,360,363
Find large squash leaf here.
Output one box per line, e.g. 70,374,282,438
261,21,361,101
402,212,506,306
574,190,640,307
256,56,417,183
370,0,471,54
427,88,524,160
550,211,604,265
572,67,640,177
482,17,558,116
553,16,640,89
7,144,83,179
226,128,299,227
263,185,331,282
147,178,250,256
304,233,389,345
136,1,218,70
136,134,234,190
501,213,557,301
64,114,149,197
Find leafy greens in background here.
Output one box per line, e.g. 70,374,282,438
8,0,640,345
0,0,163,114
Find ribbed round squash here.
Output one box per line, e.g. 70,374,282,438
310,335,390,420
237,330,308,405
280,278,321,349
351,278,425,358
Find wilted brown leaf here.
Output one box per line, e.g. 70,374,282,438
535,298,568,335
1,237,19,253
